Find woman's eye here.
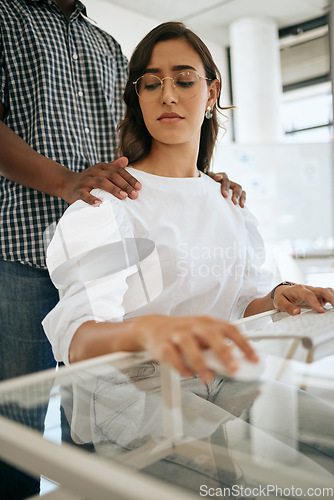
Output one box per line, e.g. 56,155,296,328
145,83,160,91
177,81,195,88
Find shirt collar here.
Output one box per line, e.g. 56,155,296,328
27,0,87,17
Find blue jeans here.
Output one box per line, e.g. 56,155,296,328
0,258,59,499
0,259,58,381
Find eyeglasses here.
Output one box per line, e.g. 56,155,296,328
133,70,211,102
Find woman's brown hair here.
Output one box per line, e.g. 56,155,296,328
118,21,232,173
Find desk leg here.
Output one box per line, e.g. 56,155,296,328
160,363,183,441
299,348,315,391
275,338,300,381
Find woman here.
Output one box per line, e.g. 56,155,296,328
42,22,334,491
43,21,333,380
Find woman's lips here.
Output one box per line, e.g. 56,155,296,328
158,113,184,122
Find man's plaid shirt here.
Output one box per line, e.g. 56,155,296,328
0,0,127,268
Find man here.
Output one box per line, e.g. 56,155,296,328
0,1,244,497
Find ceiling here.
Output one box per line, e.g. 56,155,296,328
103,0,331,44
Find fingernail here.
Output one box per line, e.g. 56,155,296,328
120,191,128,198
292,308,299,315
130,190,138,198
135,182,142,189
93,200,101,206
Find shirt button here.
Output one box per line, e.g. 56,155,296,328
84,127,90,134
78,91,84,97
73,53,78,60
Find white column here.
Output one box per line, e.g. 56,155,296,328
229,17,283,143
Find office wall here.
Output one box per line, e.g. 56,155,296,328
214,142,334,250
83,0,158,59
83,1,227,67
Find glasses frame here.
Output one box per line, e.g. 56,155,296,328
133,70,211,102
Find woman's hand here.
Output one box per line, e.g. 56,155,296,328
61,156,142,205
208,171,246,208
133,314,258,383
273,284,334,315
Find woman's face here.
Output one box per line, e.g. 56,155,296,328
137,38,219,149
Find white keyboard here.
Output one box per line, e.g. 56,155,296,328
246,307,334,349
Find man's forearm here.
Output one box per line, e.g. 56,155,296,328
0,121,74,198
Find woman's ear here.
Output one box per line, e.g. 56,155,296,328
207,79,220,109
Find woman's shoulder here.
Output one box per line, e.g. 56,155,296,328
46,190,131,276
203,173,261,226
61,189,132,243
63,188,125,218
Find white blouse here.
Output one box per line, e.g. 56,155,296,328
42,168,271,364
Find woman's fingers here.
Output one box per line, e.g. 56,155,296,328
314,287,334,308
275,285,323,314
274,285,334,314
170,318,258,380
167,331,215,383
160,339,194,378
194,317,258,364
140,314,258,381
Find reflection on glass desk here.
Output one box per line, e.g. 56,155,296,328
0,311,334,500
236,307,334,364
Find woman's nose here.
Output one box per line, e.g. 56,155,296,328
161,78,178,104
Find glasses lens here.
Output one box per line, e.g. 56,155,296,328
135,75,161,102
174,71,200,99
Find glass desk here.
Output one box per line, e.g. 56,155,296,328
0,311,334,500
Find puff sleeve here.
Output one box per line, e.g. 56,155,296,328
42,190,138,364
230,208,272,320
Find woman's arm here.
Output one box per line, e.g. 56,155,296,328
70,314,259,384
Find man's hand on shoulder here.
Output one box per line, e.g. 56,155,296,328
61,157,142,206
60,159,246,209
208,171,246,208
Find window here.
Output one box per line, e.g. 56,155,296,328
281,82,333,143
279,16,333,143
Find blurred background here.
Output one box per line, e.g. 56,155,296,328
83,0,334,286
